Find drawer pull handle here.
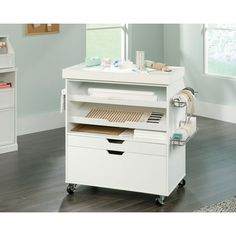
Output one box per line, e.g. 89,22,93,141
107,139,124,144
107,150,124,156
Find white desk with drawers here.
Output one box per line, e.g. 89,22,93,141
62,64,189,205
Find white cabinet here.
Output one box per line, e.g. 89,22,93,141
0,69,17,154
67,146,167,195
63,64,192,204
0,109,14,146
0,88,14,109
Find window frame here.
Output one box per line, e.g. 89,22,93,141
86,24,128,60
204,24,236,79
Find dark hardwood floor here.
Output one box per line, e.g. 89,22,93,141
0,116,236,212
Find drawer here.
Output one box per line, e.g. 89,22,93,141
0,88,14,109
66,146,166,195
0,109,14,146
0,54,15,69
67,134,167,156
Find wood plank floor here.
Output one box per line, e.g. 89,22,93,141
0,116,236,212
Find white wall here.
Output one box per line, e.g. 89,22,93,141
164,24,236,123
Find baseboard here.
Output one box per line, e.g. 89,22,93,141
0,143,18,154
18,111,65,136
195,101,236,124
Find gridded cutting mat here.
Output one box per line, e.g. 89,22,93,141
86,108,149,123
85,108,164,123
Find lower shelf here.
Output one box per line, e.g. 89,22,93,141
69,116,167,132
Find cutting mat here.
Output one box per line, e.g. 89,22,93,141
71,124,126,135
86,108,149,123
85,108,164,124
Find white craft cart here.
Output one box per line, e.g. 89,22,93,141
62,64,191,205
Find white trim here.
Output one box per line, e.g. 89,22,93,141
121,24,128,60
205,26,236,31
195,100,236,124
204,72,236,80
18,111,65,136
203,24,208,75
86,25,124,30
0,143,18,154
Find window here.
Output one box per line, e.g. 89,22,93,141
86,24,127,60
204,24,236,78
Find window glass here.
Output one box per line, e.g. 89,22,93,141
205,25,236,77
86,27,122,60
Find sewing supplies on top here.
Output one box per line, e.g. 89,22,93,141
144,60,172,72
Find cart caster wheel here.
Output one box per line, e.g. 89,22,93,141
67,184,77,195
155,195,165,206
178,179,186,188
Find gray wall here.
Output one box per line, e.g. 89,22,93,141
0,24,86,117
164,24,236,106
128,24,164,62
164,24,181,66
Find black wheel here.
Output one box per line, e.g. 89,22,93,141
178,179,186,188
155,195,165,206
67,184,77,194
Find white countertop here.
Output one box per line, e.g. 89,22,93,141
63,63,184,86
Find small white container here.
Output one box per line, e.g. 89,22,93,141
136,51,145,70
0,36,15,69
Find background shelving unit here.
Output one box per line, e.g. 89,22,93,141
0,69,18,154
0,35,17,154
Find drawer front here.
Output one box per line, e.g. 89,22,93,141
0,88,14,109
0,54,15,69
66,146,166,195
67,134,167,156
0,109,14,146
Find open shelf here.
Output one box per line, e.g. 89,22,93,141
67,125,167,144
67,81,167,109
69,116,167,131
68,104,167,132
69,94,167,108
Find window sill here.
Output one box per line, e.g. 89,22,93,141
203,72,236,81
